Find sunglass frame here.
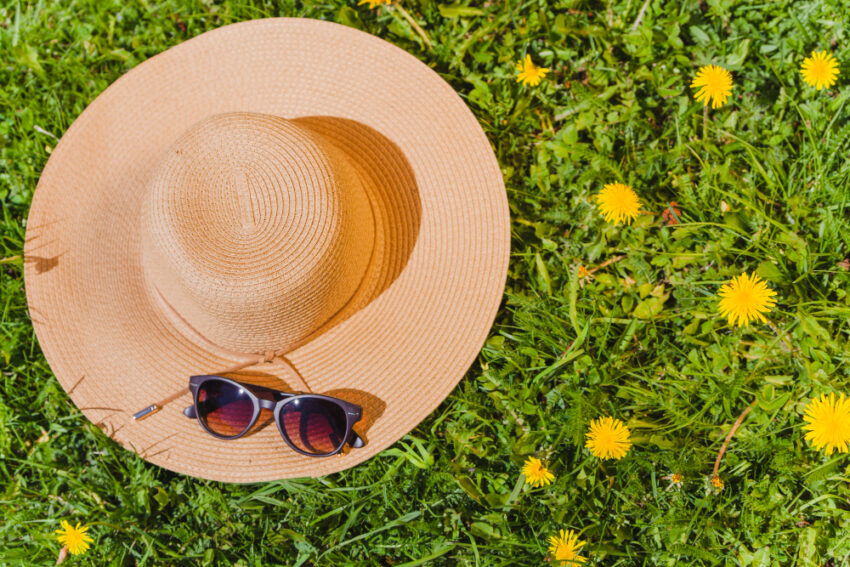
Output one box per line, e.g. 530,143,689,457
185,374,364,457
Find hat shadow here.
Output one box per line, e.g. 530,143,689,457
289,116,423,346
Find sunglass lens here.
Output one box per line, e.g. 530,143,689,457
279,398,348,455
197,380,255,437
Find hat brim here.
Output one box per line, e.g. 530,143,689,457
24,18,509,482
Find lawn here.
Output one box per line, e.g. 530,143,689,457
3,0,850,565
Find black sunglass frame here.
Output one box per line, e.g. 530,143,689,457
184,375,364,457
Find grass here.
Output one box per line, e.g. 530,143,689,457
2,0,850,564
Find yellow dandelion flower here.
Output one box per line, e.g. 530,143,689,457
710,475,724,491
516,54,549,87
800,51,840,90
717,272,777,327
521,456,555,488
595,183,641,225
548,529,587,565
585,416,632,460
358,0,391,8
665,473,684,491
55,521,93,556
577,264,590,279
802,392,850,455
691,64,733,109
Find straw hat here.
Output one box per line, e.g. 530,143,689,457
24,18,509,482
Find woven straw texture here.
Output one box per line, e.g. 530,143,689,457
24,18,509,482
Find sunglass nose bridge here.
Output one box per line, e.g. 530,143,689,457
258,399,276,411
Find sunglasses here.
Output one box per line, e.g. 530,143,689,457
182,375,364,457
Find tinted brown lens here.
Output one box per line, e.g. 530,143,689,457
197,380,255,437
279,398,347,455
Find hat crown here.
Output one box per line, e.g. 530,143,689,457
140,113,374,353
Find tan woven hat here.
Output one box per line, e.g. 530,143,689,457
24,18,509,482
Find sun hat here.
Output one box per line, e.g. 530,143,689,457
24,18,509,482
